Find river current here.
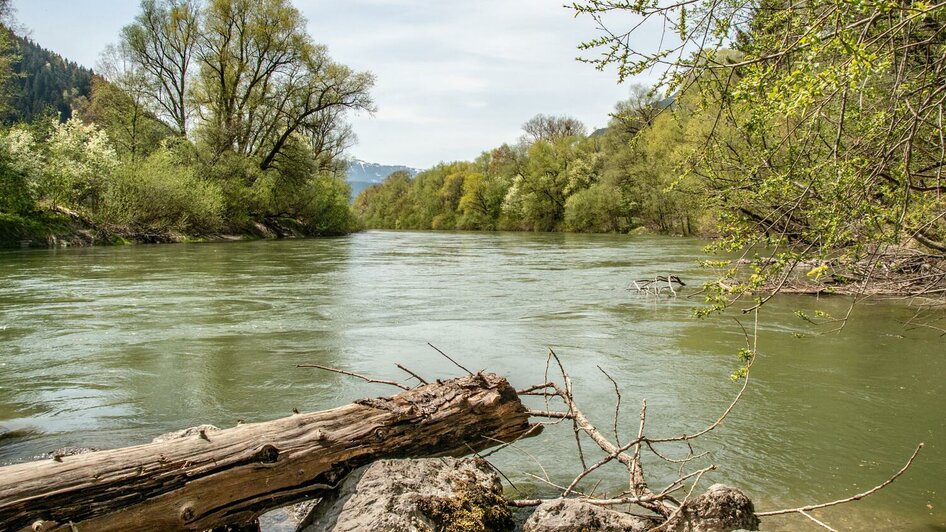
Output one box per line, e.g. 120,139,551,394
0,231,942,530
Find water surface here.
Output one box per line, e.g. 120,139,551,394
0,231,942,530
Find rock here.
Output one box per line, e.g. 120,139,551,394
151,424,220,443
300,457,514,532
665,484,760,532
522,498,658,532
259,501,318,532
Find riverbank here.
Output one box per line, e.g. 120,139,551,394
0,208,351,250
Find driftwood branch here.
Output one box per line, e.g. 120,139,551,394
512,345,922,530
755,443,924,517
0,374,540,531
296,363,409,390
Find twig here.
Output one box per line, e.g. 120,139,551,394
479,425,544,458
296,364,409,390
549,348,588,470
631,399,648,495
517,382,555,395
596,365,623,446
427,342,473,375
465,443,519,492
648,349,754,444
394,363,429,385
756,443,924,516
647,465,712,532
799,510,838,531
480,434,552,484
526,410,575,419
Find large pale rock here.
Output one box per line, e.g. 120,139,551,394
665,484,760,532
301,458,513,532
522,498,658,532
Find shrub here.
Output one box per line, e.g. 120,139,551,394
101,148,224,234
564,184,631,233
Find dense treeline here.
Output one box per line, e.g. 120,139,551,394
1,0,370,247
356,98,708,235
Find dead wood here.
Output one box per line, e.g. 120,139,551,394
0,373,540,532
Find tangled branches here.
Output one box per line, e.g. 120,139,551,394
299,343,924,531
510,348,923,531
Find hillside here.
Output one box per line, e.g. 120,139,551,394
5,32,94,123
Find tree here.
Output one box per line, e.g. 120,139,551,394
194,0,374,171
610,84,665,137
521,114,586,144
121,0,200,135
75,74,174,161
573,0,946,303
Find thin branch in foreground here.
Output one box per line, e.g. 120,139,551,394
647,465,713,532
427,342,474,375
596,365,623,446
394,363,429,385
297,363,410,390
799,510,838,531
755,443,924,517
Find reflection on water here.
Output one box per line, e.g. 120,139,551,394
0,231,942,530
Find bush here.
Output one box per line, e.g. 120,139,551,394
564,184,632,233
0,127,41,215
101,148,224,233
41,119,118,210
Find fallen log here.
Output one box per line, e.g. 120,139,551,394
0,373,539,532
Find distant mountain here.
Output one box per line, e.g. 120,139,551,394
6,33,94,123
346,159,420,200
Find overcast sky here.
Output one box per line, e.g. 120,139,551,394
12,0,655,169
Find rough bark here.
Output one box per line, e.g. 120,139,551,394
0,373,538,532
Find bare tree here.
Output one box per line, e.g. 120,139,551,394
121,0,201,135
521,114,587,143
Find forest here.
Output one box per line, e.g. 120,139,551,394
354,97,704,236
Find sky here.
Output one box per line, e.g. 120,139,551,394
12,0,656,169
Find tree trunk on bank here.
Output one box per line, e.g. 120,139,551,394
0,373,538,532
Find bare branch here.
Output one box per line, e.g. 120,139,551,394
756,443,924,517
296,364,409,390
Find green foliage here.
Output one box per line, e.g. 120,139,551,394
75,77,174,161
0,126,39,214
101,147,224,233
573,0,946,307
40,118,119,210
564,184,629,232
355,101,710,235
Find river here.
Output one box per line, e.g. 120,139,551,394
0,231,942,530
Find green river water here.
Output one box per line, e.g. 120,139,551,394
0,231,942,530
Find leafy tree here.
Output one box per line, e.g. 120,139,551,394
75,76,174,161
102,146,224,233
5,35,94,123
193,0,374,171
573,0,946,304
